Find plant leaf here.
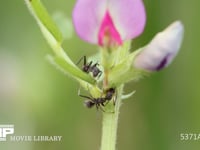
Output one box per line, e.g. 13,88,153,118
46,55,96,85
25,0,63,43
25,0,96,85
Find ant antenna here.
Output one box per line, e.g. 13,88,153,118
76,55,86,65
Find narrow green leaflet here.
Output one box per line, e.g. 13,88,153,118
25,0,96,85
47,55,96,85
25,0,63,43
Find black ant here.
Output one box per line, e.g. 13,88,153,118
79,88,116,111
77,56,102,78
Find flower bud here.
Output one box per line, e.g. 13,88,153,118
134,21,184,71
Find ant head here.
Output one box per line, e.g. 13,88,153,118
84,100,95,108
82,65,90,72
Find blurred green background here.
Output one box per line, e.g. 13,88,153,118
0,0,200,150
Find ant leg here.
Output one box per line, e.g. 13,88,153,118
99,104,105,112
93,63,99,67
104,101,109,106
113,91,117,105
101,102,115,113
79,94,93,100
78,88,93,101
98,71,102,78
90,62,98,71
83,56,87,66
95,103,105,112
95,104,99,110
87,61,93,70
76,55,86,66
77,87,90,98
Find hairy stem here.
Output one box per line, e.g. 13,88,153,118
100,85,123,150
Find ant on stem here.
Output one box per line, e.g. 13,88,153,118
78,88,116,111
77,56,102,78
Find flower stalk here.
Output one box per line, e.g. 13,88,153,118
99,43,130,150
100,85,123,150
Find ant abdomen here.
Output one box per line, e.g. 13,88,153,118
84,100,95,108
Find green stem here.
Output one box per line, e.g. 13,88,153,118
100,85,123,150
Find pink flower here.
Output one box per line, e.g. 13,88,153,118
134,21,184,71
73,0,146,47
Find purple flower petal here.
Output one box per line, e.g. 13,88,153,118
155,53,171,71
98,12,122,46
72,0,107,44
108,0,146,40
73,0,146,45
134,21,184,71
